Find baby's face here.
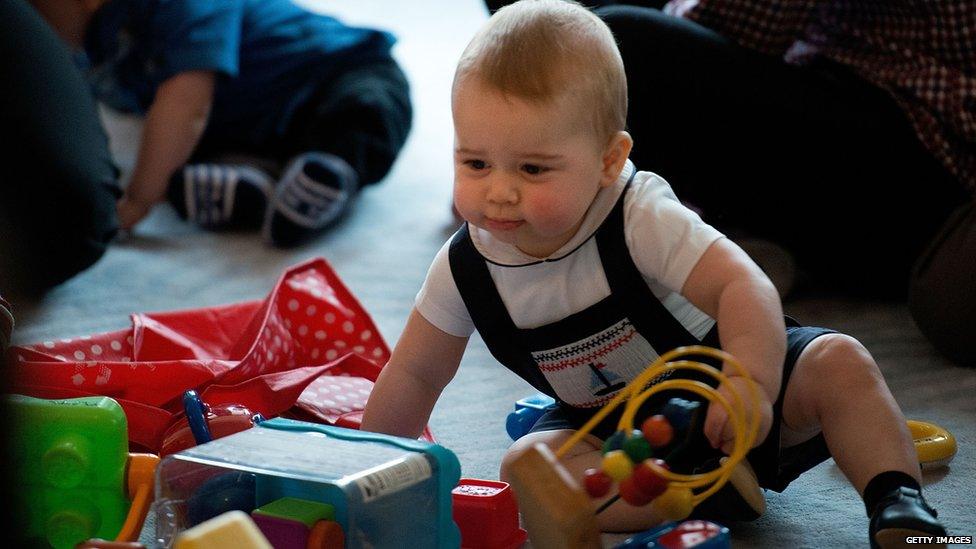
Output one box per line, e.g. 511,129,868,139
452,78,612,258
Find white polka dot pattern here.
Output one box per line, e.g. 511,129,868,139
7,260,392,440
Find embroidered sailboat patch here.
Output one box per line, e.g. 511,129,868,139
531,319,663,407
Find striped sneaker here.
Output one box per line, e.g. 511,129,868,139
263,152,358,247
167,163,273,229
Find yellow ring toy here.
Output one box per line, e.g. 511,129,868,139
908,420,957,469
555,345,762,520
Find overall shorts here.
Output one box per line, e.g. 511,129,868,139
449,174,834,493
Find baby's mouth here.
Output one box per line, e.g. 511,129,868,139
483,217,525,231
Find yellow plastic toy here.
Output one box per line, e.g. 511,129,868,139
909,420,957,469
555,345,762,522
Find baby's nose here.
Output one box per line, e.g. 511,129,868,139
487,173,519,203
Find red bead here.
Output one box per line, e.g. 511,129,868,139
641,415,674,447
618,476,654,506
583,468,613,498
631,459,669,499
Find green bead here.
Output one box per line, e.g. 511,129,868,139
602,430,626,455
623,429,652,462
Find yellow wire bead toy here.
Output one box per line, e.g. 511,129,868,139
555,345,763,521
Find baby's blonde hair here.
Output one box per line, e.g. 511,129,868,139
453,0,627,146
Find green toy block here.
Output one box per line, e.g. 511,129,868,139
8,394,130,548
252,497,335,528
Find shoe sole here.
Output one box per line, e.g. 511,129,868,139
263,152,356,246
874,528,947,548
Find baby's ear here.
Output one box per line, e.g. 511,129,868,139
600,131,633,187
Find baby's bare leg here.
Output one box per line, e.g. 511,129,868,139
500,429,665,533
780,333,919,493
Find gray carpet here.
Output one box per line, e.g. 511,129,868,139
9,1,975,547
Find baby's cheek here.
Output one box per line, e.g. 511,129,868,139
526,194,572,231
453,185,478,220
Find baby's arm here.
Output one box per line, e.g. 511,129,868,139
117,70,215,229
682,237,786,452
361,307,469,439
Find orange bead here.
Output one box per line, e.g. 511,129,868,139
641,415,674,448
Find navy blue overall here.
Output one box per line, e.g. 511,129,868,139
448,176,833,492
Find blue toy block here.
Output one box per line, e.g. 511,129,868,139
506,394,556,440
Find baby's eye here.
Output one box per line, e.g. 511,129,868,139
522,164,549,175
465,159,487,170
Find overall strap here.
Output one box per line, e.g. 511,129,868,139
595,174,705,350
448,225,559,397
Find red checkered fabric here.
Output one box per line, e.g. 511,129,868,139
665,0,976,193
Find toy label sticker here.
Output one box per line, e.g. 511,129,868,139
353,454,432,502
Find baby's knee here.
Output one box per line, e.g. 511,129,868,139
499,430,576,483
801,334,884,390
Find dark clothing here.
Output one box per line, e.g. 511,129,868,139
599,4,976,366
84,0,396,148
909,201,976,366
663,0,976,193
600,5,969,298
1,0,120,294
191,57,412,189
85,0,411,189
529,322,835,492
449,176,834,492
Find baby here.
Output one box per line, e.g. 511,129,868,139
361,0,945,545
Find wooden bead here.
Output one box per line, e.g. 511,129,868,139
601,450,633,481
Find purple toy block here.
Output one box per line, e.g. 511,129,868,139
251,513,309,549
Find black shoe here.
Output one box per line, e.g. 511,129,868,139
870,487,946,548
167,163,273,229
263,152,357,247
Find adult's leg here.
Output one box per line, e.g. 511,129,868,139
599,6,968,297
0,0,120,295
909,202,976,366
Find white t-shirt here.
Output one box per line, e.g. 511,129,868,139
416,160,724,339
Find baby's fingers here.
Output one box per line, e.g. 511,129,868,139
703,404,728,450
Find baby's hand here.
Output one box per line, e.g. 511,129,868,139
116,195,153,230
703,375,773,455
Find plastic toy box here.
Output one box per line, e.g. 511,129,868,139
152,418,461,548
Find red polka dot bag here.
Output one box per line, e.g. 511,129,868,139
6,258,433,451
